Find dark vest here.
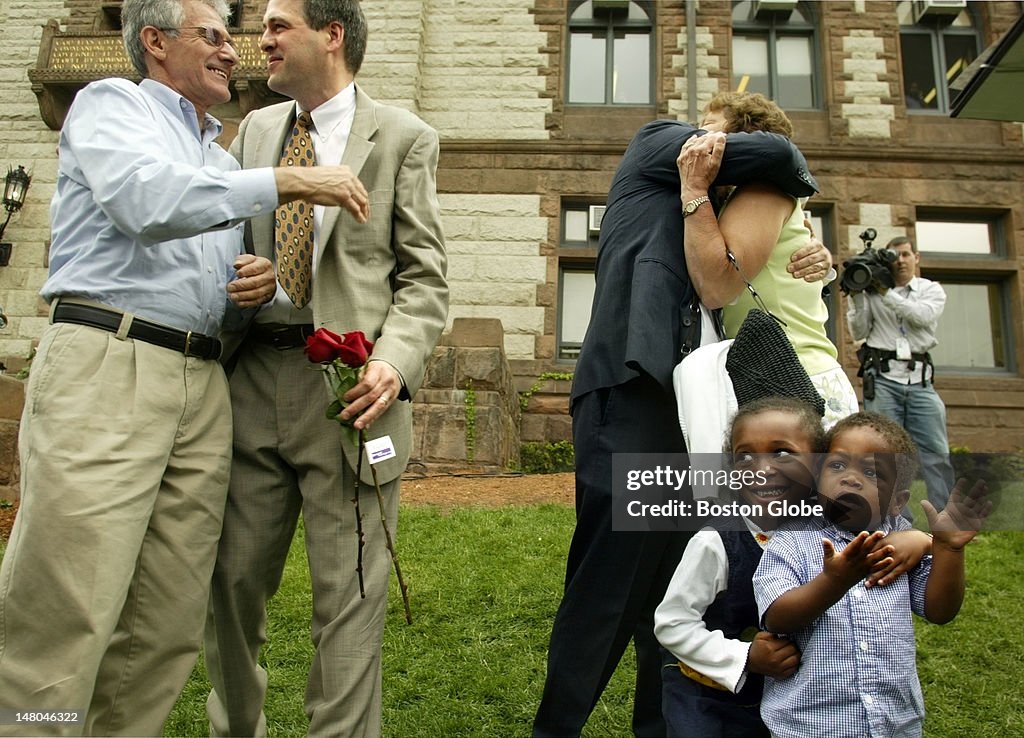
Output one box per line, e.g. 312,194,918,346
703,529,766,703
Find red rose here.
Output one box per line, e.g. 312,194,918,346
337,331,374,367
304,327,345,364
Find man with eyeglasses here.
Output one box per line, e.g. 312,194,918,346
0,1,374,735
201,1,448,736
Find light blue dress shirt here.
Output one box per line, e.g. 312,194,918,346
753,516,931,738
43,77,279,335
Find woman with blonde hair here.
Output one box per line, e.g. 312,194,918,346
678,92,858,427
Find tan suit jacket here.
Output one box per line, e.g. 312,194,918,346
226,85,448,484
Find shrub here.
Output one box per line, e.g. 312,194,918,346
517,441,575,474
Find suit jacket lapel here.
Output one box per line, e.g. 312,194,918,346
318,86,377,248
253,104,298,260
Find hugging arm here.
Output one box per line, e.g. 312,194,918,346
655,532,799,691
866,529,932,588
678,134,793,308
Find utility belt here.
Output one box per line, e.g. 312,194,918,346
856,344,934,400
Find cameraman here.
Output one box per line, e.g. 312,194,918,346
846,234,955,510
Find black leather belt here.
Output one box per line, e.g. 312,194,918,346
52,301,222,361
249,323,315,350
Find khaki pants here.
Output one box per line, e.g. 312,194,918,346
0,322,232,736
205,341,398,738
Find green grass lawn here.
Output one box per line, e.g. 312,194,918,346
162,499,1024,738
3,496,1021,737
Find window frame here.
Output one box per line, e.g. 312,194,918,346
913,211,1017,375
566,0,656,107
804,204,839,344
556,202,601,363
730,0,822,111
897,2,980,115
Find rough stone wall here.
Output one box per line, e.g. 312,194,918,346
0,0,65,366
2,0,1024,454
359,1,428,112
407,0,551,140
413,318,520,471
441,194,547,361
0,375,23,501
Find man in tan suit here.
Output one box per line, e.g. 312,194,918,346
203,1,448,736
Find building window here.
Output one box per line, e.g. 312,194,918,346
557,204,601,361
914,214,1013,372
914,219,994,255
804,206,839,344
930,281,1008,370
559,269,597,360
731,1,820,110
897,0,979,113
567,1,654,105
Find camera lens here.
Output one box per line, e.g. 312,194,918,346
841,263,873,292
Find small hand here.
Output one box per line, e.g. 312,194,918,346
924,478,992,552
339,359,402,430
787,238,833,283
746,631,800,680
866,529,931,588
227,254,276,308
822,531,889,589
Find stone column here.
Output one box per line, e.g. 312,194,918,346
412,318,521,472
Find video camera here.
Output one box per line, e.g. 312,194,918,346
839,228,897,294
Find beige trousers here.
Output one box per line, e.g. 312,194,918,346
205,341,399,738
0,322,231,737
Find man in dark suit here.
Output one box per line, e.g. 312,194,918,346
533,119,822,737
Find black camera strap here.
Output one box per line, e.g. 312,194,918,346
857,344,935,399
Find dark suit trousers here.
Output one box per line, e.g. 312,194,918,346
534,376,691,737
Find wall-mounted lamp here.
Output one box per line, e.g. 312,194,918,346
0,165,33,267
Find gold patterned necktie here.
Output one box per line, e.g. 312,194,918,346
275,111,316,308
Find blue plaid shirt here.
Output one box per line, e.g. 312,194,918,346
753,517,932,738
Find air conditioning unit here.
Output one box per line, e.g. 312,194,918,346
593,0,630,11
753,0,798,17
912,0,967,23
588,205,606,234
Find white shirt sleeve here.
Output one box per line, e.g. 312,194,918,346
846,290,872,342
881,279,946,330
654,529,754,693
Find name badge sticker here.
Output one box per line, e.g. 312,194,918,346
895,336,912,361
365,435,397,465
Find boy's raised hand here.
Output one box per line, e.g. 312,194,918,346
923,478,992,552
821,531,889,589
747,631,800,680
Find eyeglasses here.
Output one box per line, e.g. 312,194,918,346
163,25,238,52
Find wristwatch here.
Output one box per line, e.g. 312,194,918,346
682,195,710,218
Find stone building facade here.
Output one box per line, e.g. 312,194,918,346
0,0,1022,455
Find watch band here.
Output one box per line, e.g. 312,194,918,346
683,195,710,217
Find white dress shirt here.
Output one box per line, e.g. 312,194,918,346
654,521,772,694
846,276,946,384
259,82,357,323
43,78,278,335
